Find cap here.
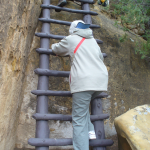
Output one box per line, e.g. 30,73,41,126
76,22,90,29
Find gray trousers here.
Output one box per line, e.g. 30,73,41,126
72,91,101,150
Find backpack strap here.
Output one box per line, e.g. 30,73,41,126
74,38,85,54
70,38,85,83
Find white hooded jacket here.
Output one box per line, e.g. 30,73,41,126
51,20,108,93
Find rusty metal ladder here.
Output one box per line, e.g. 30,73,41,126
28,0,114,149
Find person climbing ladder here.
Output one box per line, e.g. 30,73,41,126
51,20,108,150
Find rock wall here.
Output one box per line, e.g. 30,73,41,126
0,0,150,150
15,1,150,150
114,104,150,150
0,0,42,150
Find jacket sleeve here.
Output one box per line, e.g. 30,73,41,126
99,47,104,61
51,37,69,56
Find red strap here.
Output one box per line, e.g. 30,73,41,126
74,38,85,54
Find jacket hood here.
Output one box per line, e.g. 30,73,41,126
69,20,93,38
72,28,93,38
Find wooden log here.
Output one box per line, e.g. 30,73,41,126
38,18,100,28
34,0,51,150
41,4,98,15
73,0,95,4
28,138,114,147
36,48,107,58
35,33,103,44
32,113,109,121
31,90,108,98
34,68,70,77
31,90,72,97
91,98,106,150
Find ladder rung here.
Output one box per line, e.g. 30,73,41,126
36,48,68,56
32,113,109,121
72,0,95,4
34,68,70,77
31,90,108,98
28,138,114,147
41,4,98,16
35,33,103,44
38,18,100,28
36,48,55,55
36,48,107,58
31,90,72,97
95,92,108,98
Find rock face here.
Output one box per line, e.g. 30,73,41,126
0,0,42,150
0,0,150,150
114,105,150,150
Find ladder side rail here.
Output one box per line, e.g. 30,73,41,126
91,98,106,150
82,2,106,150
35,0,51,150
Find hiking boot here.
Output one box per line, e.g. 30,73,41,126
55,0,67,12
58,0,67,7
89,131,96,140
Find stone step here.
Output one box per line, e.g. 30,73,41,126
41,4,98,15
36,48,69,56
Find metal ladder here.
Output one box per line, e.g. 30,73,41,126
28,0,114,149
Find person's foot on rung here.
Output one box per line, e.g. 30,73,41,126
58,0,67,7
89,131,96,140
55,0,67,12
